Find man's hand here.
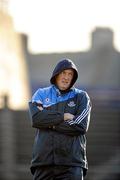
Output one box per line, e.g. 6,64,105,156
32,102,43,111
37,106,43,111
64,113,74,121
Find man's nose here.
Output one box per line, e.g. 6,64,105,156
64,74,69,79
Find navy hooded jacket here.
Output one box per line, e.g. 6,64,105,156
29,58,92,175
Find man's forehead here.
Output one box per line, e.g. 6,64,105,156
61,69,74,73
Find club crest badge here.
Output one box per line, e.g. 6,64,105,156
45,98,50,103
68,101,76,107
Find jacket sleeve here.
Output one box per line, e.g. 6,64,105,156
54,92,92,136
28,102,64,128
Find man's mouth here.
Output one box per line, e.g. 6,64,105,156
62,81,69,85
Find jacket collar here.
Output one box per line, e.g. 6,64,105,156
53,85,74,95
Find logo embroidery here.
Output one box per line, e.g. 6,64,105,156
68,101,76,107
45,98,50,103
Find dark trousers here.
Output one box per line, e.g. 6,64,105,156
33,165,84,180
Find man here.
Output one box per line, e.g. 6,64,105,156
29,58,92,180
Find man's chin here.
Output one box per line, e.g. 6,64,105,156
59,86,69,91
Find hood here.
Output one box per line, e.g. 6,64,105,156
50,58,78,89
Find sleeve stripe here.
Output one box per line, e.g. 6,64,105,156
74,108,90,124
68,108,89,125
68,109,87,124
75,109,87,122
68,102,91,125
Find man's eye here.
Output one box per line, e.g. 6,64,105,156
69,73,73,76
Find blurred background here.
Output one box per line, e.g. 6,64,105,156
0,0,120,179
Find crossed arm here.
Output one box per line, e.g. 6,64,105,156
29,93,91,136
37,104,74,121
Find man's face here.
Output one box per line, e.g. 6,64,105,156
56,69,74,91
